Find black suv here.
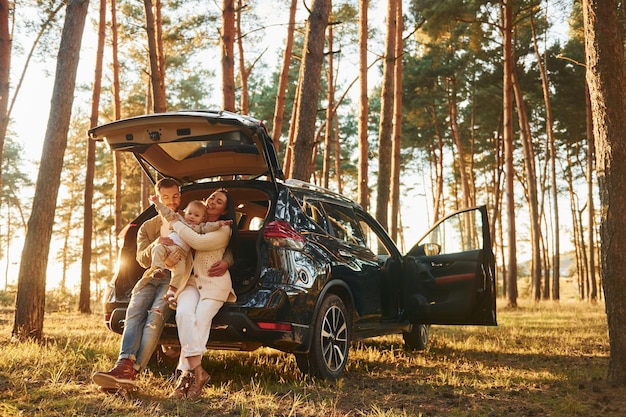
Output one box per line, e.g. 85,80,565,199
89,110,497,380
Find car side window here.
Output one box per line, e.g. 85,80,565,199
357,216,392,256
321,203,365,246
302,197,329,232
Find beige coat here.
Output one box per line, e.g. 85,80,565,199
172,220,237,303
132,214,233,295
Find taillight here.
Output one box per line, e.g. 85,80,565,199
256,321,293,331
263,221,306,250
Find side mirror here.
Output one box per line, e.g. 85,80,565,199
423,242,441,256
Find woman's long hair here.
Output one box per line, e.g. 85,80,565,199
215,188,238,257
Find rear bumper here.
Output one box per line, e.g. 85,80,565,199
105,306,310,354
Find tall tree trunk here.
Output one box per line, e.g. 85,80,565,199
502,0,517,308
144,0,166,112
155,0,164,107
390,0,402,243
585,85,597,301
111,0,122,239
575,203,591,298
271,0,297,153
322,25,334,189
283,85,300,177
564,153,588,299
0,0,9,191
357,0,369,210
583,0,626,385
430,97,445,222
12,0,89,341
288,0,331,181
236,0,248,113
375,0,397,230
142,80,152,210
222,0,235,111
446,75,472,209
4,206,11,289
491,127,504,274
333,117,342,193
530,11,559,300
60,178,80,290
80,0,107,313
512,70,542,301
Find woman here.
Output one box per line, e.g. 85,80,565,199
168,188,237,400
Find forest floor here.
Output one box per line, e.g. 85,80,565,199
0,297,622,416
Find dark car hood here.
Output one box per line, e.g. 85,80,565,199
88,110,284,183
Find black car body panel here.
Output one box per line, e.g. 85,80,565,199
90,110,497,378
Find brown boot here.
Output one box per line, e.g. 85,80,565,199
92,358,138,390
185,365,210,400
169,371,193,399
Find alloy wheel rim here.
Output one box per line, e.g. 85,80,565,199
320,305,348,372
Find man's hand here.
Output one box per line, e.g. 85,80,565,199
164,247,184,268
158,236,175,246
208,259,228,276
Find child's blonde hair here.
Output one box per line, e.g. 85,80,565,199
184,200,208,221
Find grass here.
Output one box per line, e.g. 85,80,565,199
0,298,621,417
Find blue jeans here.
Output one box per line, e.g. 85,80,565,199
118,274,172,371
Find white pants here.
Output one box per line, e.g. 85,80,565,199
175,285,224,371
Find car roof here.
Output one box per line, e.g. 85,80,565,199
284,179,360,208
88,110,284,183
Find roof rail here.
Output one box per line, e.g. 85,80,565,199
284,179,354,203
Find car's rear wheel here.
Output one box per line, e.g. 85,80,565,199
295,294,351,380
403,323,430,351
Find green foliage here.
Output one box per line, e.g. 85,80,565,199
0,287,81,311
44,288,80,312
168,69,216,110
0,137,33,260
54,114,89,277
403,0,588,217
0,288,16,307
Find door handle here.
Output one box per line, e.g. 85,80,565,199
339,249,353,258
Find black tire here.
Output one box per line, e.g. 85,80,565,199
295,294,351,380
403,323,430,351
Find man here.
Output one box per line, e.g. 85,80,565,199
92,178,232,391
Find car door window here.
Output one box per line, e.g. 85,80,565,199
420,209,483,255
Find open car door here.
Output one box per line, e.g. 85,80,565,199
88,110,284,185
404,205,497,326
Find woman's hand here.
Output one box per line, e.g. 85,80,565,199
208,259,228,276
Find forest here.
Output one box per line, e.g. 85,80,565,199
1,0,626,385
